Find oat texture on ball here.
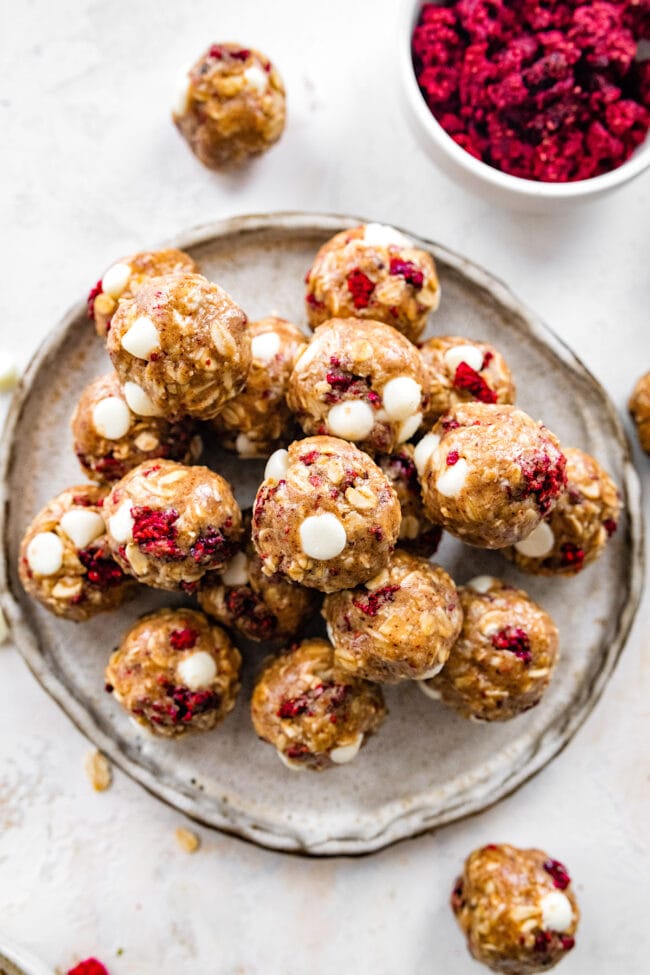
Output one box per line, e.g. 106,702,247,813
305,224,440,342
173,43,286,169
252,436,401,592
250,637,386,771
419,334,516,421
377,446,442,557
629,370,650,453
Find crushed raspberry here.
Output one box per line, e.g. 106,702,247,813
482,350,494,368
491,626,532,663
208,45,223,59
440,415,461,431
142,464,161,477
446,450,460,465
453,361,497,404
300,450,320,465
86,280,103,319
169,626,198,650
326,370,356,391
72,493,94,507
450,877,465,912
142,684,220,726
518,452,567,515
389,258,424,289
190,526,236,564
347,268,375,309
230,48,251,60
78,547,125,589
131,506,184,559
286,744,311,760
226,587,276,639
603,517,618,536
543,858,571,889
306,292,325,310
353,584,400,616
534,931,553,953
67,961,109,975
370,526,384,541
278,682,349,719
560,936,575,951
560,542,585,569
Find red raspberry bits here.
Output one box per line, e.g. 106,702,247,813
86,281,103,319
560,541,585,569
491,626,532,664
68,961,109,975
352,584,400,616
346,268,375,309
169,626,199,650
78,547,125,589
389,257,424,288
603,517,618,536
543,857,571,889
453,361,497,404
412,1,650,182
131,506,183,559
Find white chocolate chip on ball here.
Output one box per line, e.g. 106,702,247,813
251,330,280,364
330,733,364,765
59,509,105,549
92,396,132,440
236,433,256,457
173,70,191,116
0,350,20,392
397,412,422,444
467,575,499,594
382,377,422,422
134,431,159,451
101,262,132,299
277,750,308,772
418,680,442,701
327,400,375,441
443,344,484,374
26,532,64,576
420,661,445,680
121,316,161,360
299,513,347,560
243,65,269,93
264,448,289,482
414,433,440,475
362,223,410,248
436,458,469,497
540,891,574,933
177,651,217,690
108,501,134,543
123,382,163,417
515,520,555,558
221,551,248,587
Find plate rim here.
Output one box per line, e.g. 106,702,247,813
0,210,644,856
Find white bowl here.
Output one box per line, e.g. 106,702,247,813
399,0,650,212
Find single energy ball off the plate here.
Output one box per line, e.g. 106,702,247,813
502,447,621,576
211,315,307,457
416,403,567,549
323,550,462,683
252,436,401,592
106,271,251,421
105,608,241,738
287,317,427,455
629,370,650,453
419,335,516,421
305,224,440,342
18,484,136,621
452,843,579,973
376,445,442,558
420,576,559,721
173,43,286,169
87,247,199,338
198,511,318,643
103,459,242,592
71,372,202,483
250,637,386,771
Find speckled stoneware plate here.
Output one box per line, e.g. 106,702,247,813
1,213,643,855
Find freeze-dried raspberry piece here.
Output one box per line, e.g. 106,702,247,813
346,268,375,309
68,961,109,975
453,362,497,404
352,584,400,616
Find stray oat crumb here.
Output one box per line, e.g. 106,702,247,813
175,825,200,853
85,750,113,792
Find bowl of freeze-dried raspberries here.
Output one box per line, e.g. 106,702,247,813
401,1,650,209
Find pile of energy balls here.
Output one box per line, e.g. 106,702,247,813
16,38,635,974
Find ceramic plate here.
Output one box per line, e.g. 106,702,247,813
0,213,643,855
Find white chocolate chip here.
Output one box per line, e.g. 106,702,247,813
177,651,217,690
540,891,574,933
277,750,308,772
243,65,269,93
420,661,445,680
0,350,20,392
414,433,440,475
443,344,484,374
436,458,469,497
467,575,499,594
264,448,289,482
108,501,134,543
134,431,159,451
221,551,248,586
382,377,422,421
330,733,364,765
235,433,256,457
397,412,422,444
92,396,132,440
173,69,191,116
418,680,442,701
121,316,160,360
515,520,555,558
362,223,409,248
251,330,280,364
101,262,132,299
59,509,105,549
123,382,163,417
299,513,347,560
26,532,64,576
327,400,375,441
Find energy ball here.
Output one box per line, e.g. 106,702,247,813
250,637,386,770
173,43,286,169
71,372,202,483
18,484,135,621
87,248,198,338
198,512,317,642
252,436,401,592
287,317,427,455
105,608,241,738
377,446,442,557
629,370,650,453
323,551,462,683
211,316,307,457
103,460,242,591
503,447,621,576
419,335,515,421
305,224,440,342
416,403,567,549
107,271,250,421
421,577,558,721
452,843,579,974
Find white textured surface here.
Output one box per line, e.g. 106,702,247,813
0,2,648,974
